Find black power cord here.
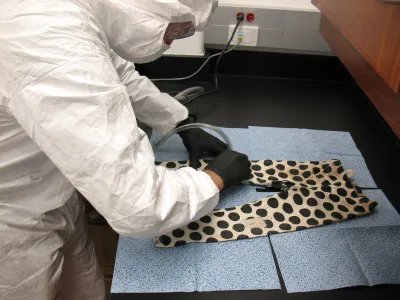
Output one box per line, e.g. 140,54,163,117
182,15,244,106
161,15,244,120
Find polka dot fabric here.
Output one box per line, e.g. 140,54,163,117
154,159,377,248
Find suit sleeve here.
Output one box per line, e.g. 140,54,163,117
110,51,188,134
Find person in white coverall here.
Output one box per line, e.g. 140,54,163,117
0,0,252,299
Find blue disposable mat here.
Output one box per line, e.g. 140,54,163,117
271,227,368,293
332,189,400,229
271,226,400,293
345,226,400,285
248,126,376,188
111,187,280,293
112,237,196,293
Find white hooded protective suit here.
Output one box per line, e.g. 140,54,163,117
0,0,218,299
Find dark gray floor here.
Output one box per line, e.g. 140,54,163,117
112,75,400,300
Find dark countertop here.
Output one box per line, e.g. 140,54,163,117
111,74,400,300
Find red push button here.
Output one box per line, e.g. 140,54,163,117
246,13,255,22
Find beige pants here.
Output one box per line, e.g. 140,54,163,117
0,194,106,300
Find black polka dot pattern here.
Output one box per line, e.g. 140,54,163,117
321,185,332,193
273,212,285,222
296,226,307,231
323,202,334,211
174,240,187,247
279,191,289,200
300,209,311,217
154,159,377,248
266,169,276,175
300,188,310,197
160,235,171,246
332,212,343,220
263,160,273,166
276,164,285,171
241,204,252,213
250,228,263,235
172,229,185,238
267,198,279,208
264,220,273,228
354,206,366,213
289,216,301,224
347,214,356,220
200,216,212,223
233,224,245,232
307,218,319,226
329,194,340,202
279,223,292,230
190,232,202,241
213,211,225,217
307,198,318,206
217,221,229,229
237,234,249,240
314,209,326,218
313,167,321,174
206,238,218,243
256,209,268,217
278,172,288,179
293,176,303,182
337,188,347,197
228,212,240,221
293,194,303,205
221,230,233,239
188,222,199,230
166,162,177,169
203,226,215,235
369,202,377,211
283,203,294,214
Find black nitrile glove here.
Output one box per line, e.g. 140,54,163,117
178,119,228,169
205,150,251,189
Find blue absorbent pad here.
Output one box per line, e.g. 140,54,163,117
113,126,382,293
270,227,368,293
111,187,280,293
152,126,376,188
345,226,400,285
271,226,400,293
270,188,400,293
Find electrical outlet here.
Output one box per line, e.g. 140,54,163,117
228,25,258,46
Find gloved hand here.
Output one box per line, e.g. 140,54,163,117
205,150,251,189
178,122,228,168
